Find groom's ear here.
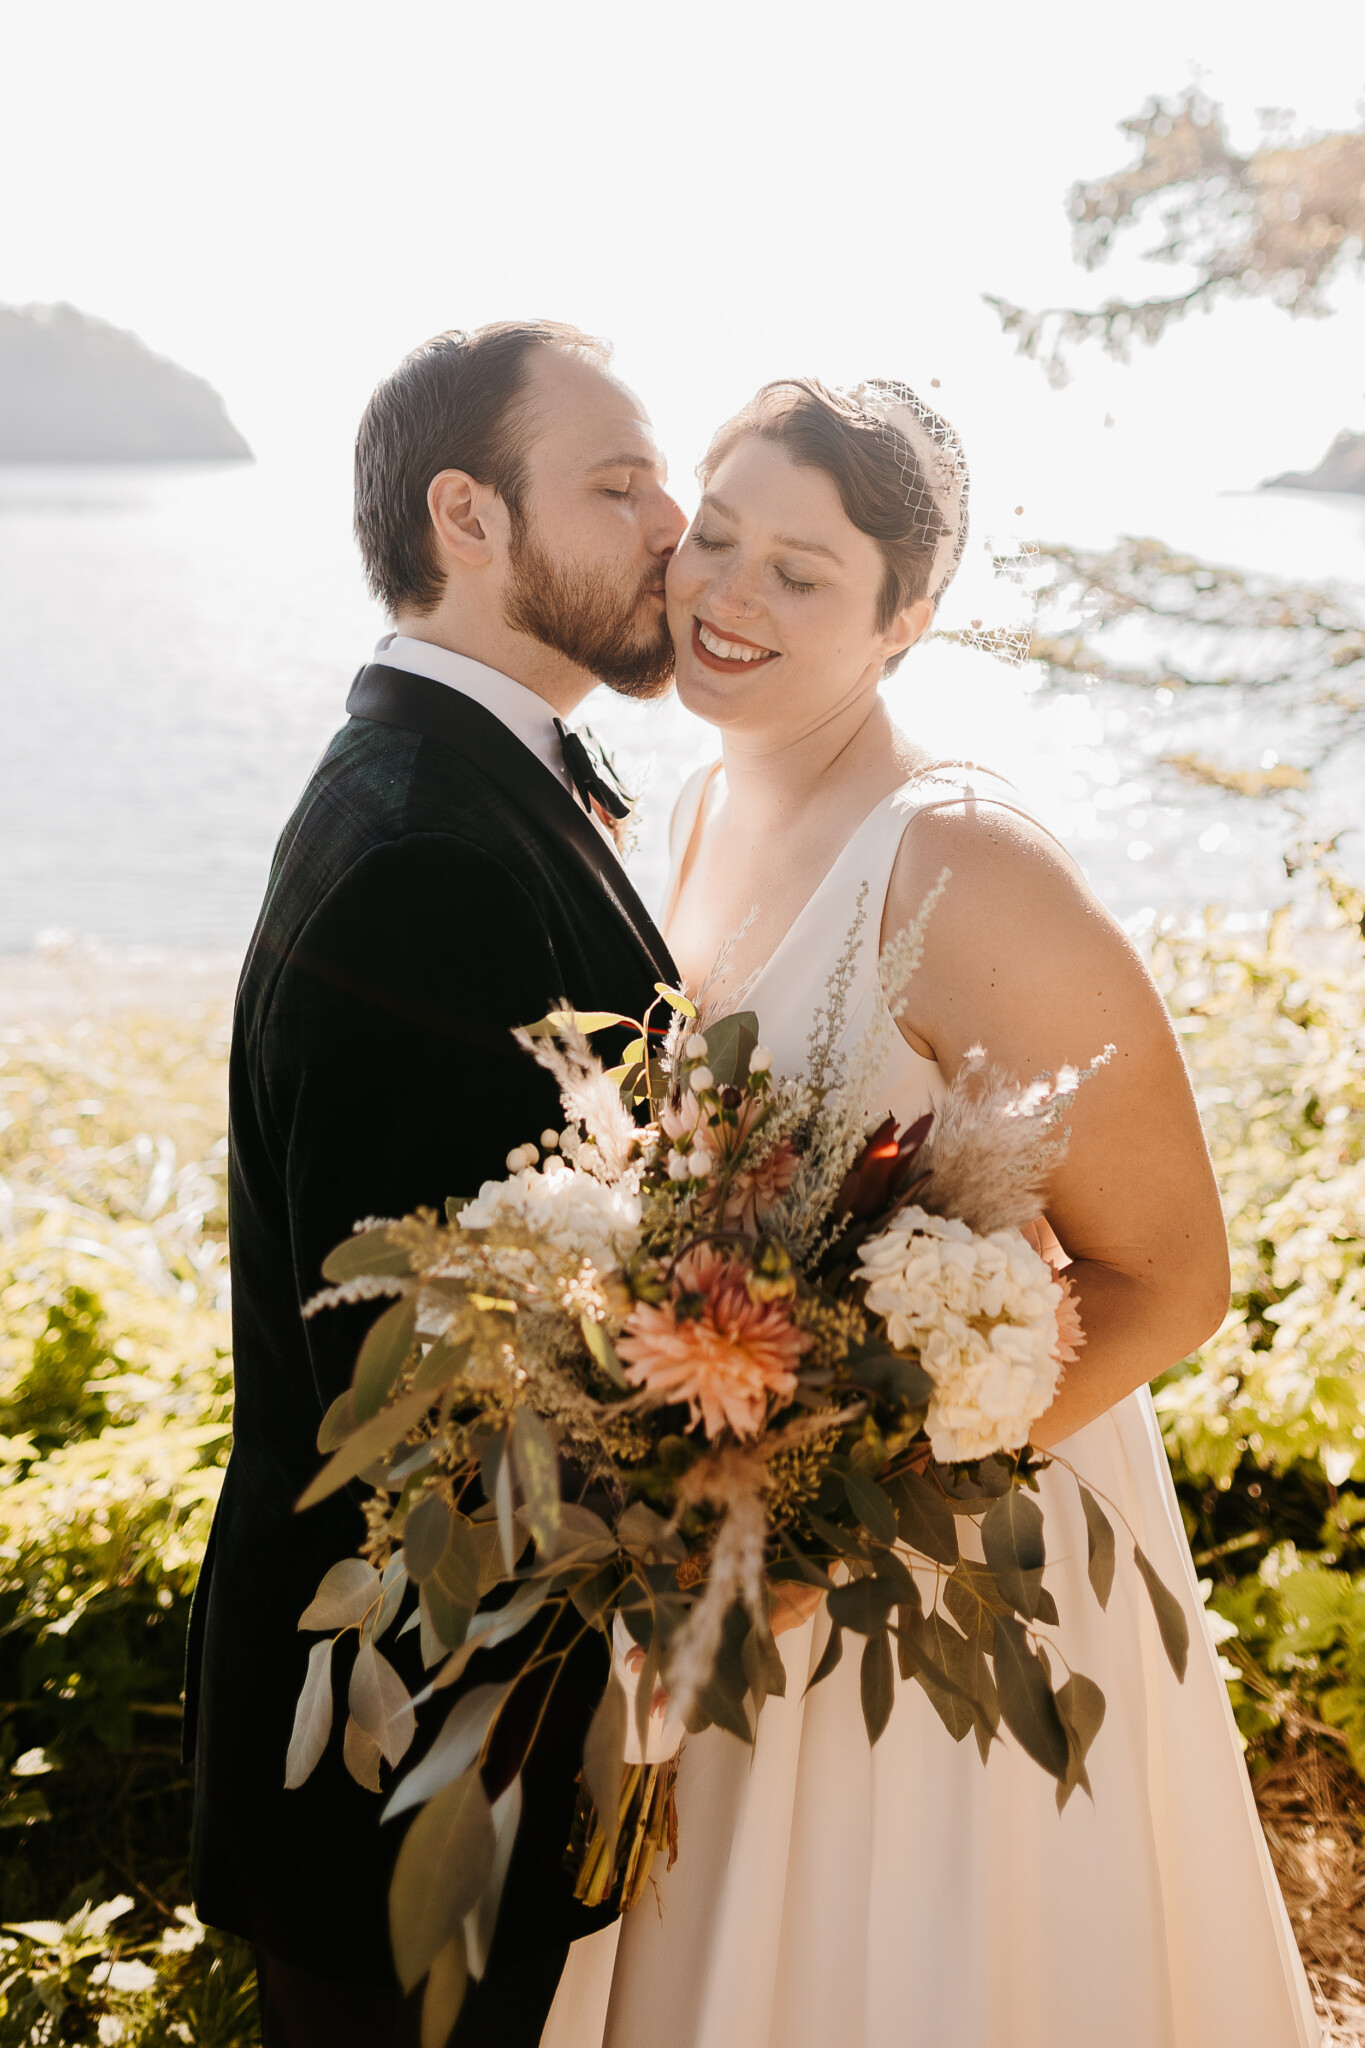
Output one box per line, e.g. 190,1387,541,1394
427,469,500,568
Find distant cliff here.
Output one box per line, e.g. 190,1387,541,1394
1262,428,1365,496
0,303,251,462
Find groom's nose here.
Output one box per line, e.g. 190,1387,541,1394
648,487,687,558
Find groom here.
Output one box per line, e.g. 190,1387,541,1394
187,321,685,2047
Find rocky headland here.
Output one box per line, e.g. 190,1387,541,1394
0,302,251,462
1262,428,1365,495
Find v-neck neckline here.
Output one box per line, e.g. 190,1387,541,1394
667,765,926,1014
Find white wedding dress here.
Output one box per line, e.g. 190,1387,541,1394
543,766,1319,2048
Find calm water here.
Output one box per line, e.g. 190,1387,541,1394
3,460,1363,954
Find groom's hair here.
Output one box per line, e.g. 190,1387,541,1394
355,319,611,615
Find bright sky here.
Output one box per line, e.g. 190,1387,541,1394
3,0,1363,537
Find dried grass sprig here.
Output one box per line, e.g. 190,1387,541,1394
916,1044,1114,1233
513,1012,640,1177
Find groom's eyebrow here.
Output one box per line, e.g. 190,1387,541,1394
704,495,843,564
587,452,667,479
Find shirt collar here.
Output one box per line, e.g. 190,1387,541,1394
373,633,574,796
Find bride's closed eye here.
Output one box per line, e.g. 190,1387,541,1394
692,527,818,596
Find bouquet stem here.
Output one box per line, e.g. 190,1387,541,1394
567,1755,681,1912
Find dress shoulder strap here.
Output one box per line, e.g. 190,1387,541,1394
834,762,1070,984
662,760,722,929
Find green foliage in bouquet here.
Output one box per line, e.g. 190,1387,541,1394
1151,862,1365,1777
289,901,1185,2042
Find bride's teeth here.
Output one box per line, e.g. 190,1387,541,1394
699,622,769,662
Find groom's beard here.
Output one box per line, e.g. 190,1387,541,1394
502,518,675,700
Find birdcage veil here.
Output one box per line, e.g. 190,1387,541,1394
843,378,970,607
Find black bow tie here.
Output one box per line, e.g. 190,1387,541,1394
555,719,632,822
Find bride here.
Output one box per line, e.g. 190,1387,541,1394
543,378,1318,2046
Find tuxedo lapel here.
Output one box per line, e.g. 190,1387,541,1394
345,664,675,985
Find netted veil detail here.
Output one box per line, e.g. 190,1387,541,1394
843,378,970,607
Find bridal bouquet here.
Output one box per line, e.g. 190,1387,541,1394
285,892,1189,2040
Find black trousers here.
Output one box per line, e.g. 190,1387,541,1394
254,1942,569,2048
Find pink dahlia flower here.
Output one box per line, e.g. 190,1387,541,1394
618,1243,810,1440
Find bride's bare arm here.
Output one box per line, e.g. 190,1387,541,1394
883,801,1229,1448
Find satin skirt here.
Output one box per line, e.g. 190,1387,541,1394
542,1389,1318,2048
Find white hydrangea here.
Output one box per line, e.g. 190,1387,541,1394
857,1206,1064,1462
460,1156,642,1275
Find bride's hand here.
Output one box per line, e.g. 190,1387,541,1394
768,1581,822,1637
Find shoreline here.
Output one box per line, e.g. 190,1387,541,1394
0,942,240,1024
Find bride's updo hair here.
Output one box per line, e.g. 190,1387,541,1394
698,377,968,674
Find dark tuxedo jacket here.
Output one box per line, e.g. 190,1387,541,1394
188,663,674,1983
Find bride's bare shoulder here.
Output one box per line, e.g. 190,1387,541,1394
889,774,1096,929
883,773,1165,1073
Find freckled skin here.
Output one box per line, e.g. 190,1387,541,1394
667,433,1229,1451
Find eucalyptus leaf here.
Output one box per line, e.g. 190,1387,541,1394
888,1471,959,1567
412,1333,472,1396
581,1315,628,1388
991,1613,1068,1781
343,1715,383,1792
805,1622,844,1695
981,1489,1046,1619
826,1576,896,1636
383,1683,512,1823
521,1007,635,1039
299,1558,381,1632
349,1642,415,1768
368,1554,407,1644
388,1768,497,1994
860,1630,895,1745
494,1444,516,1576
1054,1670,1107,1813
741,1624,785,1719
942,1559,1009,1639
420,1934,468,2048
655,983,697,1016
701,1010,760,1087
842,1470,898,1547
1133,1544,1190,1681
543,1503,617,1565
617,1501,686,1564
848,1343,934,1408
405,1495,453,1584
418,1584,466,1668
297,1384,438,1511
354,1298,419,1423
321,1226,414,1284
968,1634,1001,1764
777,1533,836,1591
284,1639,334,1789
937,1455,1015,1507
317,1389,356,1453
898,1606,975,1742
1078,1485,1116,1610
805,1513,870,1561
583,1674,627,1871
419,1562,471,1650
510,1410,561,1556
570,1565,619,1632
463,1775,522,1985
